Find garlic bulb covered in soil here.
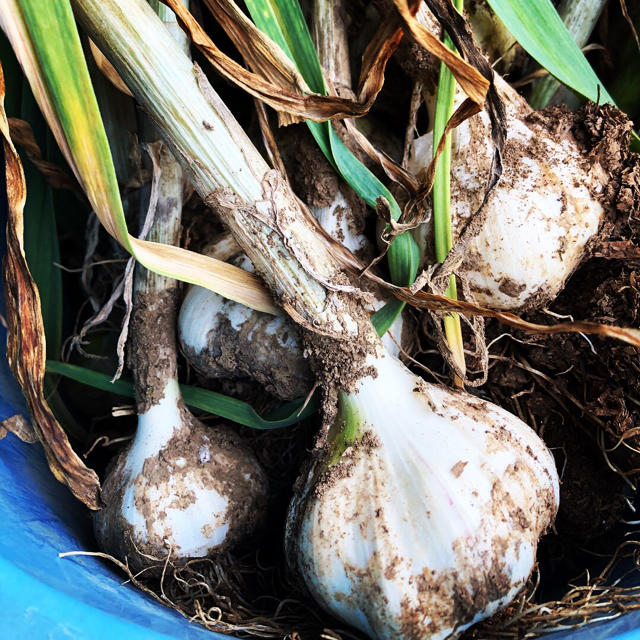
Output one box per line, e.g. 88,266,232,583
287,346,559,640
409,80,607,311
179,175,404,400
96,379,268,573
179,253,313,400
409,8,607,311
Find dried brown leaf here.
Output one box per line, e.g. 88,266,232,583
165,0,369,122
165,0,491,128
0,63,101,509
393,287,640,349
390,0,507,234
392,0,489,105
311,229,640,350
8,117,79,193
0,413,36,443
88,39,133,97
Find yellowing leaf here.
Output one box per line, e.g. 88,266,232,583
0,60,101,509
0,0,278,314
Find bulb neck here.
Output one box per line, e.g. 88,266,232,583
129,287,180,413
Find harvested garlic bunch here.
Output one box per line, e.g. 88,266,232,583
287,346,559,640
409,11,607,311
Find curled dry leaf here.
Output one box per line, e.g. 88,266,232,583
0,63,101,509
391,287,640,349
0,414,36,443
7,117,78,193
393,0,508,233
166,0,368,123
165,0,491,127
393,0,489,106
314,231,640,350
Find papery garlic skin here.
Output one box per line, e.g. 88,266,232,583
95,379,268,573
288,349,559,640
311,191,368,255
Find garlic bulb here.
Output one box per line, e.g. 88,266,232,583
287,346,559,639
179,210,405,400
96,379,268,573
312,190,368,255
409,12,607,311
179,253,313,400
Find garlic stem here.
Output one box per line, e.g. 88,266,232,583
73,0,366,341
94,4,267,571
310,0,405,355
312,0,352,98
178,0,402,392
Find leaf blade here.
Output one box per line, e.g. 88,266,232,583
0,59,101,509
1,0,278,313
46,361,318,430
485,0,613,105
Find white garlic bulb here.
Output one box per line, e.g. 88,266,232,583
410,8,607,311
312,190,369,255
179,254,313,400
287,347,559,639
96,379,268,573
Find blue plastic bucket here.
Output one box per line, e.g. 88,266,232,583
1,216,640,640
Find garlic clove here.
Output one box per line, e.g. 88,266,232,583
95,378,268,573
288,349,559,640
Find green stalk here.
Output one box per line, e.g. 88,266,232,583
46,360,318,429
432,0,465,380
